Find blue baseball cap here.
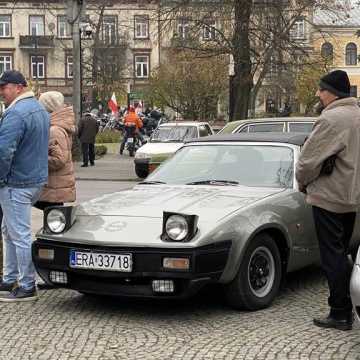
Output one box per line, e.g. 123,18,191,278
0,70,27,86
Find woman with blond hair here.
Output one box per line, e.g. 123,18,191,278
36,91,76,210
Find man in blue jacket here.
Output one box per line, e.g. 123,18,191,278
0,70,49,302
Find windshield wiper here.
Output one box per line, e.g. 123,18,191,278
186,180,239,186
139,180,166,185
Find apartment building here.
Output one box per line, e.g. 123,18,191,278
311,4,360,98
0,0,161,107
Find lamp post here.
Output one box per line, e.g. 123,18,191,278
79,23,92,116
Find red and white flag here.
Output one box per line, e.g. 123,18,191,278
108,92,118,114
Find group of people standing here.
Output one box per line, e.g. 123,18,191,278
0,70,76,301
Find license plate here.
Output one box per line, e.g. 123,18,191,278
127,138,134,143
70,250,132,272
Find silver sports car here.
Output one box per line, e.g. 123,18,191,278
32,133,360,310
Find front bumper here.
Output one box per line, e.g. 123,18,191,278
32,239,231,299
350,264,360,322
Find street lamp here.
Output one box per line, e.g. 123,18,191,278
79,23,93,115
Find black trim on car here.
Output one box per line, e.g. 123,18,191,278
32,239,231,299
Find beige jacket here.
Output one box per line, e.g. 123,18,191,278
296,97,360,213
39,106,76,203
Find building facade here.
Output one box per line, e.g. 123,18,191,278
0,0,161,108
311,4,360,99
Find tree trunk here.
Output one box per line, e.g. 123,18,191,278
229,0,253,121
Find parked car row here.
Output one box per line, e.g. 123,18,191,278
133,117,316,179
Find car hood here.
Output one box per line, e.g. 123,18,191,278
41,185,285,247
136,142,184,156
77,185,283,222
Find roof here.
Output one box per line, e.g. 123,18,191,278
313,6,360,27
187,132,308,146
159,122,209,127
225,116,316,127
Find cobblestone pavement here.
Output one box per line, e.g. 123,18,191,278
0,267,359,360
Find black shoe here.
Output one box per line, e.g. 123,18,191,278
81,164,88,167
313,315,353,331
90,163,95,166
0,280,17,294
0,286,38,302
119,151,123,155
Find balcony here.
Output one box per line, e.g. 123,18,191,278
19,35,55,49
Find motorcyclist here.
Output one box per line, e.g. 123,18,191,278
120,106,144,155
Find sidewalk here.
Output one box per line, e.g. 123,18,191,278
74,153,139,181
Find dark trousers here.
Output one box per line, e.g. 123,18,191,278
119,133,128,154
81,142,95,165
312,206,356,316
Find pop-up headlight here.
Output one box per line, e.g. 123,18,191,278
161,211,198,242
44,206,76,234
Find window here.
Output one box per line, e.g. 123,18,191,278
177,18,190,39
288,122,314,133
0,54,12,73
134,16,149,39
321,42,333,63
238,125,249,133
31,55,45,78
30,16,44,36
0,15,11,37
248,123,285,132
66,55,73,78
346,43,357,65
290,19,305,39
350,86,357,98
135,55,149,78
203,20,216,40
102,16,116,45
58,16,71,38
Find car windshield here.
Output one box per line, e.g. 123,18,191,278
150,126,198,142
146,144,294,188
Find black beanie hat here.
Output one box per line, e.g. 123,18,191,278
319,70,350,98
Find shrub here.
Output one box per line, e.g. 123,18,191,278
95,130,122,144
95,145,107,156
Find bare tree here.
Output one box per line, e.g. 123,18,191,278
145,50,228,120
158,0,338,120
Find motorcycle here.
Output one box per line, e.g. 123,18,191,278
124,124,143,157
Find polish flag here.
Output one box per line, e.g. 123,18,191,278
108,92,118,114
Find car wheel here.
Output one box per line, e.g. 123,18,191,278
225,233,282,310
135,164,148,178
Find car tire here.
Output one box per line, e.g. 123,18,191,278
225,233,282,311
135,164,148,178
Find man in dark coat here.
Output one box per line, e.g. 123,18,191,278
78,113,99,167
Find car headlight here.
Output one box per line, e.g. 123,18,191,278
166,215,188,241
47,209,66,233
161,212,198,242
44,206,77,234
135,152,150,160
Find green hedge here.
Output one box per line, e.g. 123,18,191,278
95,145,108,156
95,130,122,144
